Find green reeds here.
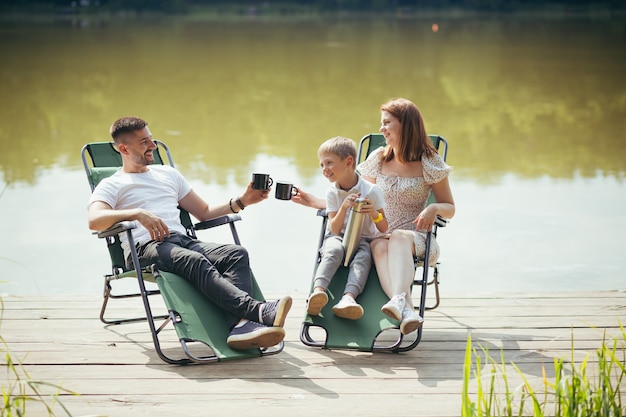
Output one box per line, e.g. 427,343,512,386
462,323,626,417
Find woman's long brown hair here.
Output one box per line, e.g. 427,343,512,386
381,98,437,163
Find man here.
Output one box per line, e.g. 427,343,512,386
88,116,291,350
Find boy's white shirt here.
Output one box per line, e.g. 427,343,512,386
325,175,386,238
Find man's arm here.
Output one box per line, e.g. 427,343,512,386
179,182,270,222
178,190,229,222
88,201,170,240
88,201,130,231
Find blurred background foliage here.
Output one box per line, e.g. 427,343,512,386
1,0,624,18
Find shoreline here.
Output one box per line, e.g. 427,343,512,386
1,5,624,24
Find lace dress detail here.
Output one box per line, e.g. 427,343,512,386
358,147,452,263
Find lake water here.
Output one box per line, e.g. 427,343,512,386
0,15,624,295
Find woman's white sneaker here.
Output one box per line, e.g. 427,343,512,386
381,293,406,321
400,307,424,335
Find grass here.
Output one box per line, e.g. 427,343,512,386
462,323,626,417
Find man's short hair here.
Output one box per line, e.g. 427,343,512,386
110,117,148,143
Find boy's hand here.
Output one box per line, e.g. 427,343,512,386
359,199,377,216
342,192,362,210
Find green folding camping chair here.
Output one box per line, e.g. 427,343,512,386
299,133,449,353
81,140,282,365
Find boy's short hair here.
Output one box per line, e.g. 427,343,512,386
317,136,357,169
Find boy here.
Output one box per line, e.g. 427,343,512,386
307,137,388,320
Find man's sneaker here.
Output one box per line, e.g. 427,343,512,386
227,321,285,350
260,296,292,327
332,295,364,320
381,292,406,321
306,291,328,316
400,307,424,335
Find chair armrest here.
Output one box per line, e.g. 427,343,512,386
320,209,446,227
194,214,242,231
435,214,449,228
94,221,137,238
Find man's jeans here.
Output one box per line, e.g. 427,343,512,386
131,232,262,329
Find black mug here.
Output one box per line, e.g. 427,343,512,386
275,182,299,200
251,173,273,190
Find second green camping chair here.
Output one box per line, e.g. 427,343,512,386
300,133,449,352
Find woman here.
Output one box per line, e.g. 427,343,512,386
358,97,455,335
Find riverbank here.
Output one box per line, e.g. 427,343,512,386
1,2,623,24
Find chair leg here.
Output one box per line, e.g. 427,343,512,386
425,264,441,311
99,273,169,325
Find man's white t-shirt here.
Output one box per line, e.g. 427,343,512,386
88,165,192,250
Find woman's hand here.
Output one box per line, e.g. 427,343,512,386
413,205,438,232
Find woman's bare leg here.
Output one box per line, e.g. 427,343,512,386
371,238,392,297
387,230,417,309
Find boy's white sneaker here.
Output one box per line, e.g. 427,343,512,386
332,295,364,320
306,291,328,316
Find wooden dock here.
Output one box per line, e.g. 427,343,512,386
2,290,625,416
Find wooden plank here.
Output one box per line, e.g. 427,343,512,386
13,393,466,417
5,302,626,320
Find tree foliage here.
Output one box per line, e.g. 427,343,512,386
1,0,623,15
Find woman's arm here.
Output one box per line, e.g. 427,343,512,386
413,177,455,230
430,177,455,219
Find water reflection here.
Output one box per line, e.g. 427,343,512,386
1,17,624,185
0,16,624,294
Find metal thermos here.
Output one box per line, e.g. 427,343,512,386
342,197,365,267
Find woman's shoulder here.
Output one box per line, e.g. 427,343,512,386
357,147,385,176
422,152,452,183
369,146,385,158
